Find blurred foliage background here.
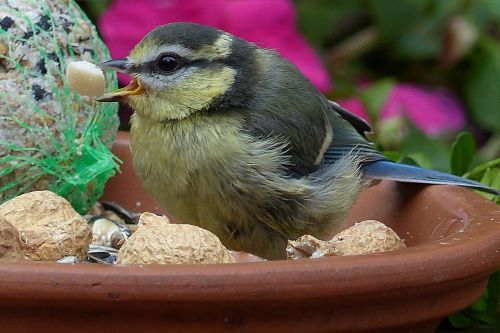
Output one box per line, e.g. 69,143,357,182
295,0,500,173
78,0,499,331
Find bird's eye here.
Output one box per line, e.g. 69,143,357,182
157,54,181,72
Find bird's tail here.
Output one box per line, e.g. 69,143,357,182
362,159,500,195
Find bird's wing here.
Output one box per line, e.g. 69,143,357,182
244,92,499,194
324,104,499,194
243,95,384,176
322,102,385,166
363,160,500,195
328,100,372,138
242,91,334,177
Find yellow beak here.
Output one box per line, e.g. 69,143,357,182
95,77,144,102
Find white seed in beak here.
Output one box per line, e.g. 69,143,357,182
66,61,105,97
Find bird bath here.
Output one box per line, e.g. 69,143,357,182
0,131,499,333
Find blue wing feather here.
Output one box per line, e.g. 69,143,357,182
320,101,499,195
362,160,500,195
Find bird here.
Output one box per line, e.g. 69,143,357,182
96,22,499,260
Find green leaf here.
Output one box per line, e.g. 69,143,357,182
450,132,477,176
406,153,433,169
448,271,500,330
382,151,403,162
465,38,500,132
399,124,450,172
295,0,359,47
477,169,500,203
380,151,423,167
467,0,500,30
358,78,395,119
392,26,441,60
480,168,500,201
464,158,500,180
399,155,420,167
485,271,500,330
448,312,473,329
370,0,428,42
371,0,461,60
470,292,488,312
76,0,112,24
480,168,500,188
490,170,500,189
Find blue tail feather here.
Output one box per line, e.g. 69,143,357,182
362,160,500,195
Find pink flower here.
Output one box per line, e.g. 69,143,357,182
337,98,371,122
339,84,466,136
383,84,466,136
98,0,331,92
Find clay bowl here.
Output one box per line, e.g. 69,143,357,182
0,131,499,333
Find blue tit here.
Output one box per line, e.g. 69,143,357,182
97,23,499,259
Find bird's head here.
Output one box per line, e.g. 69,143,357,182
96,22,257,121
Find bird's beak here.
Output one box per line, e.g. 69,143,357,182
95,59,145,102
95,77,144,102
98,58,131,73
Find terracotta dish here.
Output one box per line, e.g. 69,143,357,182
0,131,499,333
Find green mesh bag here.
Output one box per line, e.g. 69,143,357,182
0,0,119,213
